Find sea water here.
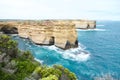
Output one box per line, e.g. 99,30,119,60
12,21,120,80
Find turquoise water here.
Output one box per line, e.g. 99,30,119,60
12,21,120,80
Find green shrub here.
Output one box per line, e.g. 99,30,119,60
0,68,16,80
15,59,38,80
0,35,77,80
41,75,58,80
0,35,18,58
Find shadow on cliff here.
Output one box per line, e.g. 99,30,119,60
0,24,18,34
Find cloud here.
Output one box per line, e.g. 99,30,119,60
0,0,120,20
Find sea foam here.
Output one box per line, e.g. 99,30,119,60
44,43,90,62
96,24,105,27
76,28,106,32
34,58,44,64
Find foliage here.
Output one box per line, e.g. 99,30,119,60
0,69,16,80
15,59,38,80
18,50,34,61
33,65,77,80
0,35,18,58
53,65,77,80
41,75,58,80
0,35,77,80
39,66,62,78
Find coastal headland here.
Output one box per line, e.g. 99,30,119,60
0,20,96,49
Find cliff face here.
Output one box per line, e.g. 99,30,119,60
46,20,96,29
18,21,78,49
73,20,96,29
0,19,96,49
0,23,18,34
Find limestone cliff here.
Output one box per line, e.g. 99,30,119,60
43,20,96,29
0,23,18,34
73,20,96,29
17,21,78,49
0,19,96,49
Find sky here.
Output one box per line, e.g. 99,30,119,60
0,0,120,20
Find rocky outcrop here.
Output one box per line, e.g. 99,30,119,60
43,20,96,29
0,19,96,49
0,24,18,34
17,21,78,49
73,20,96,29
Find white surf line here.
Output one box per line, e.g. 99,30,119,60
45,43,90,62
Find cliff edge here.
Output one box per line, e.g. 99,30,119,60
18,21,78,49
0,20,78,50
0,19,96,50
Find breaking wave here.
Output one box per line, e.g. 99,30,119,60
13,35,90,62
76,28,106,31
96,24,105,27
34,58,44,64
44,43,90,62
62,51,90,62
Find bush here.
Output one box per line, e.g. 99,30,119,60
0,35,77,80
41,75,58,80
53,65,77,80
15,59,38,80
0,68,16,80
0,35,18,58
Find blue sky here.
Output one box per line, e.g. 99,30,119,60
0,0,120,20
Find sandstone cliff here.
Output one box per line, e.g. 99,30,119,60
73,20,96,29
0,19,96,49
43,20,96,29
17,21,78,49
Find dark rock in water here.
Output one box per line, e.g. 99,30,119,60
64,40,78,50
75,51,88,55
0,25,18,34
83,51,89,54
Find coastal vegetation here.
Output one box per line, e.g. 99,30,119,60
0,34,77,80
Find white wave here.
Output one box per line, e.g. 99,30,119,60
23,39,26,41
47,45,60,51
96,24,105,27
94,29,106,31
62,51,90,62
77,28,106,31
45,43,90,62
62,45,90,62
10,34,18,36
34,58,44,64
42,45,61,52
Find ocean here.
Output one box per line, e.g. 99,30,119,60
12,21,120,80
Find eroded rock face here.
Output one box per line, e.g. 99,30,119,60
0,24,18,34
18,22,78,49
47,20,96,29
0,20,96,49
73,20,96,29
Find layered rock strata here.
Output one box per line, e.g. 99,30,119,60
17,22,78,49
40,20,96,29
0,20,96,49
72,20,96,29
